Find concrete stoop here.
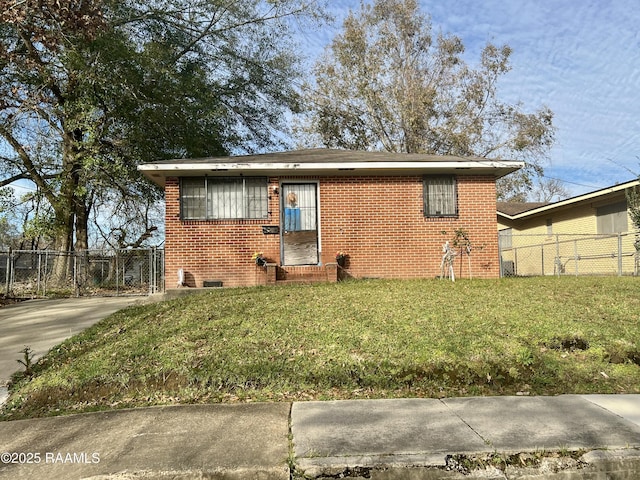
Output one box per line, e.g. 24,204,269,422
292,448,640,479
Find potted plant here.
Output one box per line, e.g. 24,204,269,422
335,251,348,268
252,251,267,267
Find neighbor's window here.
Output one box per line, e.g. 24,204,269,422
596,201,628,234
498,228,513,250
180,177,268,220
423,175,458,217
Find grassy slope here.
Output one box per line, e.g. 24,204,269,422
2,277,640,420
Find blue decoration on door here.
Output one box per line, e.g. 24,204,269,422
285,208,301,231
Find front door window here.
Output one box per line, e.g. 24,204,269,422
281,183,319,265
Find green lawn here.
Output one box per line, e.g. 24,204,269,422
2,277,640,420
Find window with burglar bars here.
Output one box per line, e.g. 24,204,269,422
423,175,458,217
180,177,268,220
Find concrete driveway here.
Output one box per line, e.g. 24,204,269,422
0,297,141,388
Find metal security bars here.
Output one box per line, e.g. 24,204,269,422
1,248,164,297
180,177,268,220
423,175,458,217
499,232,639,277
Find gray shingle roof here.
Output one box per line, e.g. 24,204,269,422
146,148,498,165
497,202,550,216
138,148,523,187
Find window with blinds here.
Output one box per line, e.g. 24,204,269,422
596,201,628,234
423,175,458,217
180,177,268,220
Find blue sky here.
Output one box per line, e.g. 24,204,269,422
298,0,640,196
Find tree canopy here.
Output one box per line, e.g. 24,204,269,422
297,0,555,200
0,0,324,256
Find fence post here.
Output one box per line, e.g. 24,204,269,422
4,247,11,295
498,240,503,278
541,244,545,276
151,247,161,294
574,240,579,276
618,233,623,276
633,233,640,277
115,250,119,296
555,235,560,276
44,250,48,296
160,248,165,292
149,248,154,295
73,253,78,297
36,251,41,295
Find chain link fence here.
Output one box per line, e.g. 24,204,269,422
499,232,639,277
0,248,164,297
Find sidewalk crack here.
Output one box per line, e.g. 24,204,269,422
438,398,493,448
288,402,296,480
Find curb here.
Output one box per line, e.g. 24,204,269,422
291,448,640,479
84,466,290,479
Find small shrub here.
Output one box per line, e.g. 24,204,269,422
17,346,35,377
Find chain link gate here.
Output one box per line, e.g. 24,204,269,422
1,248,164,298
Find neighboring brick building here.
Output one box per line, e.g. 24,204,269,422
139,149,522,287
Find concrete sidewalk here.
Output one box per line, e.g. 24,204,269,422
293,395,640,479
0,403,291,480
1,395,639,479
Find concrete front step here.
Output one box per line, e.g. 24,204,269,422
276,278,329,285
277,264,338,284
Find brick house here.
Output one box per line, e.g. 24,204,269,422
139,149,522,287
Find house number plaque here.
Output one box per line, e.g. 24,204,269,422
262,226,280,235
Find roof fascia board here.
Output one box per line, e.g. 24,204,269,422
138,160,522,172
499,179,639,220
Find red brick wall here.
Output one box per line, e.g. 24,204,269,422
164,174,500,287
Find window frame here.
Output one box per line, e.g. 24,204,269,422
498,228,513,250
423,175,458,218
179,176,268,220
596,200,628,234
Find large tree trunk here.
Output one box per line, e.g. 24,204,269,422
51,214,74,284
74,197,91,295
51,135,83,286
74,194,90,252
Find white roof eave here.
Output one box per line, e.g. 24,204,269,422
138,160,524,187
138,160,521,171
